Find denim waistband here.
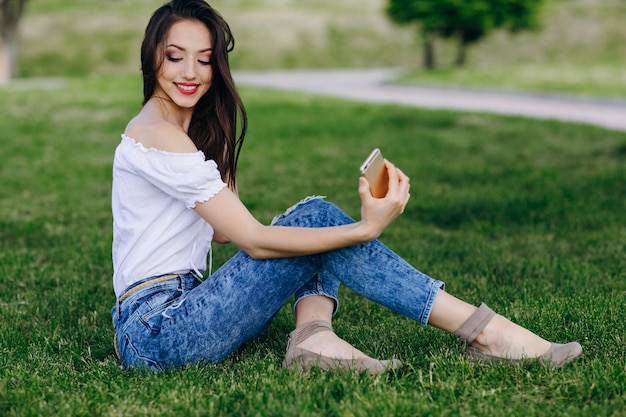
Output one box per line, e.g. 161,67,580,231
117,274,179,303
116,272,200,312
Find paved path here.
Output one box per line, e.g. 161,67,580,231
234,68,626,132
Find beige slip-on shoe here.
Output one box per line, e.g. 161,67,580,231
455,303,582,367
283,320,402,375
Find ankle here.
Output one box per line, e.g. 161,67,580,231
292,327,370,360
472,314,552,358
292,320,333,346
471,322,502,353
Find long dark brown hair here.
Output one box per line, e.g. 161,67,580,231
140,0,247,188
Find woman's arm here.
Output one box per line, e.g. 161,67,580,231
212,183,238,244
195,161,410,259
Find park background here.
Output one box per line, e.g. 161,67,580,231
1,0,625,415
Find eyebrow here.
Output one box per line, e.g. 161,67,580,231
166,44,212,53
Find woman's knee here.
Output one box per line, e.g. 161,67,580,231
315,199,354,226
272,197,353,228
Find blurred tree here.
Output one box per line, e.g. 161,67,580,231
1,0,27,83
386,0,543,69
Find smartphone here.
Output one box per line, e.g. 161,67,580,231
359,148,388,198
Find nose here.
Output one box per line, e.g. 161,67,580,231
181,58,195,80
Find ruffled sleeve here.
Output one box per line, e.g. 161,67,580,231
117,135,227,208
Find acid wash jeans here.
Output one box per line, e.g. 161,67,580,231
112,197,444,371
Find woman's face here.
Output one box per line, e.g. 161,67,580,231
154,19,213,109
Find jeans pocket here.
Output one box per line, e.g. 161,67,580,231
119,333,163,372
137,289,182,333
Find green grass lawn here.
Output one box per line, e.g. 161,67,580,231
1,74,625,416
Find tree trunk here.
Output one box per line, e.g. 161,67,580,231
0,33,17,83
455,33,467,67
422,31,435,70
1,0,27,83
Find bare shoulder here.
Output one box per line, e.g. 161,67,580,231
124,114,198,154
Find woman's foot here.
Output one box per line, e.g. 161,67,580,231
294,322,369,359
472,313,551,358
456,303,582,366
283,320,402,374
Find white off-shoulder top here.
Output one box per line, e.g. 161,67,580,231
111,134,226,297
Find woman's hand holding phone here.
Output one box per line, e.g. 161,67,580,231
358,149,411,240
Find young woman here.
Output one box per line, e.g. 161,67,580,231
111,0,582,373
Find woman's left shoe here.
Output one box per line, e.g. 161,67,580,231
283,320,402,375
455,303,582,367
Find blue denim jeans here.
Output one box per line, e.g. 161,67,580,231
112,197,444,371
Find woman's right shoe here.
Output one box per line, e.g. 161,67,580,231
455,303,582,367
283,320,402,375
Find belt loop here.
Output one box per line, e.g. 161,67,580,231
117,299,121,321
191,269,204,281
